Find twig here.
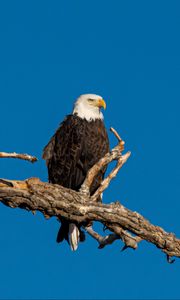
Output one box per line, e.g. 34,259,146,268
0,152,38,163
106,224,142,250
84,225,140,250
110,127,125,152
80,145,122,195
91,152,131,201
110,127,123,142
84,225,120,248
80,127,128,197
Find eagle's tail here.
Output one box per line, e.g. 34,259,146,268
56,219,84,251
68,223,80,251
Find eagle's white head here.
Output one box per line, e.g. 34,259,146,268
73,94,106,121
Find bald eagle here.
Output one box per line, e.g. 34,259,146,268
43,94,109,250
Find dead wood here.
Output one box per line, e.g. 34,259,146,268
0,128,179,262
0,152,37,163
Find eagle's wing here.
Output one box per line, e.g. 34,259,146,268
42,115,86,189
42,134,56,165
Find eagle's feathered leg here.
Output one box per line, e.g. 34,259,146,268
56,218,69,243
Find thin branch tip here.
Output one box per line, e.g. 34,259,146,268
110,127,122,142
0,152,38,163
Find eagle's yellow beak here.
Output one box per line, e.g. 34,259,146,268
98,99,106,110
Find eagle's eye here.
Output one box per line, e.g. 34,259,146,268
88,98,94,102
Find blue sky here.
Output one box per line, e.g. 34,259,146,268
0,0,180,299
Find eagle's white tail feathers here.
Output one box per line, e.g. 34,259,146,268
69,223,80,251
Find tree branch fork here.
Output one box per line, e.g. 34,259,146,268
0,128,179,262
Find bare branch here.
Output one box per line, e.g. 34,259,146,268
110,127,123,143
85,225,140,250
0,177,179,259
91,151,131,201
0,152,38,163
80,145,120,195
0,128,178,262
84,226,120,248
106,223,142,250
80,127,127,197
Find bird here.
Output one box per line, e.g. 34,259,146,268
42,94,109,251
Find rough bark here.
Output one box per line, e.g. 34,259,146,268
0,177,179,260
0,129,179,262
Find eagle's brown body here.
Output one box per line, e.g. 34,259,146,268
43,114,109,194
43,99,109,248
